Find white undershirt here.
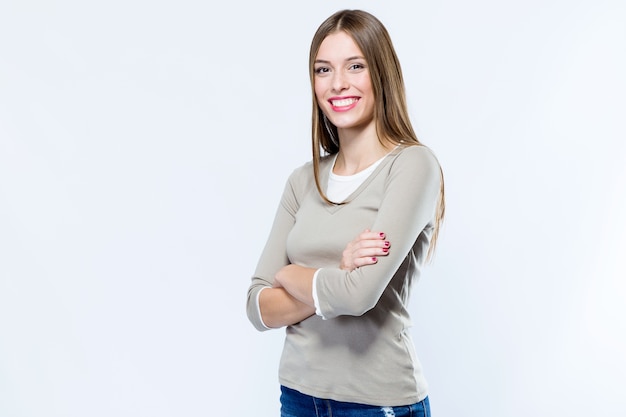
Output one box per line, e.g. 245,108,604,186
326,153,387,202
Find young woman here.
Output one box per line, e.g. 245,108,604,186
246,9,445,417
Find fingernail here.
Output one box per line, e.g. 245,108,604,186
384,241,390,247
372,257,378,262
382,248,389,253
379,233,385,238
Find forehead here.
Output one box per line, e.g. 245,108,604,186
316,31,364,60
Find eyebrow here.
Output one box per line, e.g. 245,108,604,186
314,56,365,64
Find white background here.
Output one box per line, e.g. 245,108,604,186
1,1,625,416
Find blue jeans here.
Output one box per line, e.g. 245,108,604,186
280,386,431,417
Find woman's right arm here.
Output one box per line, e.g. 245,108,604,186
258,287,315,328
246,169,313,331
251,228,389,330
257,229,388,329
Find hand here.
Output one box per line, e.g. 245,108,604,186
340,229,390,271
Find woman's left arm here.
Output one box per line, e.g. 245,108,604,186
312,146,442,318
274,229,391,306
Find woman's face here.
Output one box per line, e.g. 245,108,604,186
314,31,375,134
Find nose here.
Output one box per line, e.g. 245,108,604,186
331,71,349,93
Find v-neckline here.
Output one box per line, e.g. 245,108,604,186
320,146,404,214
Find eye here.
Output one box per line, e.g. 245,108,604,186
314,67,330,75
349,63,365,71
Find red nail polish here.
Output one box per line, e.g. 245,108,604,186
372,257,377,262
382,248,389,253
379,233,385,238
384,241,390,247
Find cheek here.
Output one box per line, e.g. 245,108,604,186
357,78,373,96
314,87,328,107
313,82,325,100
353,72,373,93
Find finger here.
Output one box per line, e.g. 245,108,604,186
353,239,391,251
353,246,390,260
358,230,386,241
354,256,379,268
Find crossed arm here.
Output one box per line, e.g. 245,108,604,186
259,229,391,328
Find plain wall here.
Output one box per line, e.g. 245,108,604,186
1,0,625,416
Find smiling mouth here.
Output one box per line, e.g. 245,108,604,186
330,98,358,107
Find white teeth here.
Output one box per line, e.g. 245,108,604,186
331,98,357,107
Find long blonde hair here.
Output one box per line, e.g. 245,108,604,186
308,9,445,259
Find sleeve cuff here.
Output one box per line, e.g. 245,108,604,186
256,287,271,330
312,269,327,320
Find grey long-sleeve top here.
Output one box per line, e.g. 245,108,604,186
246,144,441,406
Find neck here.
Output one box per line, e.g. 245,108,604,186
334,124,394,175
